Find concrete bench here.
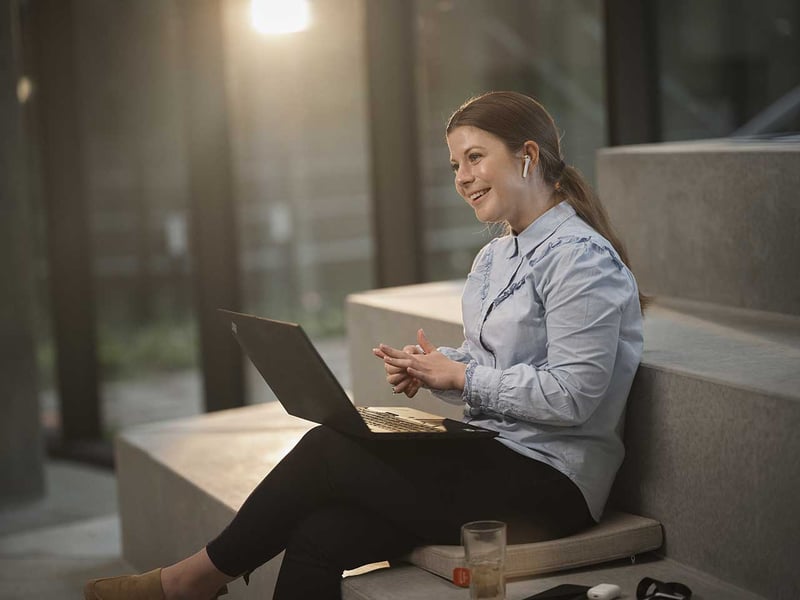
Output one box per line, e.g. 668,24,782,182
346,282,799,600
116,402,761,599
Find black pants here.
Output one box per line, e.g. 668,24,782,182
206,426,592,600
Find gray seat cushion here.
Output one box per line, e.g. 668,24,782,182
406,511,663,582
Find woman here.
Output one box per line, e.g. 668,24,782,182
84,91,643,600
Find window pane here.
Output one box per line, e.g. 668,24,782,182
415,0,606,280
72,0,202,434
656,0,800,139
223,0,373,334
223,0,372,397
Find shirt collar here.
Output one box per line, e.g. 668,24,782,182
505,201,576,259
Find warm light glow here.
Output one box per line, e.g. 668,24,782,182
17,76,33,104
251,0,311,35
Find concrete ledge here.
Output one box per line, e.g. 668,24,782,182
639,296,800,401
597,140,800,315
346,556,765,600
611,367,800,598
348,284,800,407
116,403,314,599
347,281,465,419
116,402,765,600
346,283,800,599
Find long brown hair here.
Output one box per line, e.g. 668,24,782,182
447,91,648,311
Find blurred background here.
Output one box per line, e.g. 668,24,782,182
2,0,799,501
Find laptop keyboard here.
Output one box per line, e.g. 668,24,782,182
357,407,442,433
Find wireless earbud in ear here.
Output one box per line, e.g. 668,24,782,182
522,155,531,178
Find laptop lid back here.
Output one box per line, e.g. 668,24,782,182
221,310,369,434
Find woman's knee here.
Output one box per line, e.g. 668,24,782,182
296,425,349,453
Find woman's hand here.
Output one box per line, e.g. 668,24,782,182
374,329,467,394
372,341,424,398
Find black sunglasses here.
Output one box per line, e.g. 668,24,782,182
637,577,692,600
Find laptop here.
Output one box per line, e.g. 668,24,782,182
220,309,497,440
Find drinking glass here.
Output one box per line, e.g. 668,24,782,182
461,520,506,600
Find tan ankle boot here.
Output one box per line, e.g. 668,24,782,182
84,568,165,600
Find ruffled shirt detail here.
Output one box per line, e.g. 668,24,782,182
433,201,644,521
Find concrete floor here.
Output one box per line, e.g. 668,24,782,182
0,460,130,599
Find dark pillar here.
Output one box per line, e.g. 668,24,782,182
0,0,45,503
365,0,424,287
177,0,244,412
604,0,661,145
30,0,101,440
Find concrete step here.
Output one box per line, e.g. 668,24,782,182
613,296,800,599
346,283,800,599
116,403,315,600
347,281,466,420
640,295,800,401
115,402,768,600
344,557,765,600
597,139,800,316
611,369,800,600
347,283,800,408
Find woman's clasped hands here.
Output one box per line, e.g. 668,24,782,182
372,329,467,398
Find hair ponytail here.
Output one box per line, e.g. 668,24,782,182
448,91,649,312
556,165,650,311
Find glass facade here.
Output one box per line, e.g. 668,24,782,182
36,0,373,430
36,1,202,434
415,0,606,280
222,0,373,338
21,0,799,438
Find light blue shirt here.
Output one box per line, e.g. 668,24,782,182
433,201,643,521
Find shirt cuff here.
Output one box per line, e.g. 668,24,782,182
462,362,501,410
438,346,470,364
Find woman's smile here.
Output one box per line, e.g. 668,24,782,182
469,188,491,204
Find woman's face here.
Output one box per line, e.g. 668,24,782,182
447,125,533,233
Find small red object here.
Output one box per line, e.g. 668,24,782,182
453,567,470,587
